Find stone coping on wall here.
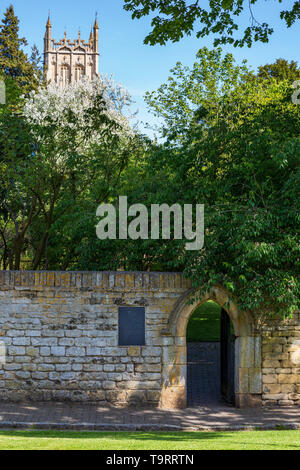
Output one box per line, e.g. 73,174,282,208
0,271,192,291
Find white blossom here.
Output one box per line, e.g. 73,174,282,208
24,74,133,132
23,76,134,167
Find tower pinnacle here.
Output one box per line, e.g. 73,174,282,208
46,10,51,27
94,12,99,30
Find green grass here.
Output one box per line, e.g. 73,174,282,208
186,301,222,342
0,430,299,450
186,301,235,342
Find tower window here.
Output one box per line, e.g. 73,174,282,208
60,65,70,85
75,65,85,82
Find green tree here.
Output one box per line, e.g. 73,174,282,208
0,77,137,270
123,0,300,47
0,5,41,94
182,79,300,317
258,58,300,83
30,44,44,82
0,73,32,269
144,47,249,138
116,50,300,316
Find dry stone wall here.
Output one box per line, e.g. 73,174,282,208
0,271,299,407
261,315,300,407
0,271,188,405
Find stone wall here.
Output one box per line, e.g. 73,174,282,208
0,271,188,405
0,270,299,407
261,315,300,407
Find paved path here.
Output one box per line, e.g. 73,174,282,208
0,402,299,431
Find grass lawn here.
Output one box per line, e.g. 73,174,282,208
0,430,299,450
187,300,229,342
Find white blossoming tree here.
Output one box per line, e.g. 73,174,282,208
1,76,138,270
24,75,134,164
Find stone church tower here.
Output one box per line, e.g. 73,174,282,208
44,15,99,85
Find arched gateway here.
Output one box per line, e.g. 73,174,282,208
159,286,262,409
0,271,298,407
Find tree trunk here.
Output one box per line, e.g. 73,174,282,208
32,231,49,270
12,233,25,270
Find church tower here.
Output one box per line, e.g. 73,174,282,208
44,15,100,86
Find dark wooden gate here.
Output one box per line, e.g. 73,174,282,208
220,309,235,404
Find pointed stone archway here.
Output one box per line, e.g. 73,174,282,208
159,286,262,409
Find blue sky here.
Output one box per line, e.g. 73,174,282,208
2,0,300,133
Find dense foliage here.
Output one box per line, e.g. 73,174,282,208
0,5,41,94
117,49,300,316
1,75,139,270
0,7,299,316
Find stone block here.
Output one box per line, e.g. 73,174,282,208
8,346,25,355
51,346,65,357
66,347,85,356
